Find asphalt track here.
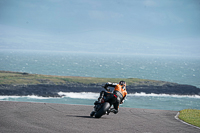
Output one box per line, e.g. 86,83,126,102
0,101,199,133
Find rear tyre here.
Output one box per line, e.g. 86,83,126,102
90,111,95,117
95,102,110,118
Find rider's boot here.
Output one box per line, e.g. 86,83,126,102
113,109,118,114
109,108,118,114
113,110,118,114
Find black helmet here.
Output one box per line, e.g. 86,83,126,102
119,81,126,87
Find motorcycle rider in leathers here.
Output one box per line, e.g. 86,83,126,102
96,81,127,114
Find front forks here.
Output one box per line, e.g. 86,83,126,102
90,104,101,117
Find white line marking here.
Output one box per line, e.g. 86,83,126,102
175,112,200,130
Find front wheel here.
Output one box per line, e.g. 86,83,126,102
95,102,110,118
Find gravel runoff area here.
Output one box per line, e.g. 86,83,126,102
0,101,199,133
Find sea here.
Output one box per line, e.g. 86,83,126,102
0,49,200,111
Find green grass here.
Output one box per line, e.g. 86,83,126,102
0,71,162,86
179,109,200,127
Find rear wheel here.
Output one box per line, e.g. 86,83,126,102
90,111,95,117
95,102,110,118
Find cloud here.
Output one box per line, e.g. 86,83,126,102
0,0,199,56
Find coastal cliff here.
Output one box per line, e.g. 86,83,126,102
0,71,200,97
0,82,200,97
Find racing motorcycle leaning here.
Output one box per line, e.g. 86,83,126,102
90,86,119,118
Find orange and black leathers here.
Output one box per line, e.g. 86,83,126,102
113,84,127,98
106,83,127,100
106,83,127,113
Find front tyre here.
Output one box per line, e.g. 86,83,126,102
95,102,110,118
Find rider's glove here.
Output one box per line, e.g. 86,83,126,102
105,82,111,86
121,99,124,104
104,82,111,88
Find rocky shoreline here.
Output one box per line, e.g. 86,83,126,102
0,82,200,97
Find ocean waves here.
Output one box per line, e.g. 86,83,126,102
1,92,200,100
0,95,51,100
58,92,99,99
1,92,200,111
58,92,200,99
129,92,200,99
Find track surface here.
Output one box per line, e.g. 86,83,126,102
0,101,199,133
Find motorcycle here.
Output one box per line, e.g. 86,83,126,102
90,86,118,118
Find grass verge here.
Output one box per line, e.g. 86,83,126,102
179,109,200,127
0,71,159,85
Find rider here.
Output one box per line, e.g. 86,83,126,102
96,81,127,114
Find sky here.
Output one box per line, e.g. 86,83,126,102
0,0,200,56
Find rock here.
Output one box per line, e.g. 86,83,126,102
0,82,199,97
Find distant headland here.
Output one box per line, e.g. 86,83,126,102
0,71,199,97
